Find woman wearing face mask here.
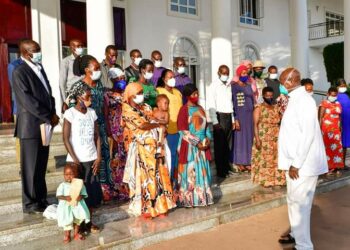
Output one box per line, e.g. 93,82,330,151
122,82,176,218
319,87,344,174
336,79,350,167
251,87,286,188
138,59,158,107
157,69,183,189
102,67,129,201
177,84,213,207
231,65,255,172
70,55,111,215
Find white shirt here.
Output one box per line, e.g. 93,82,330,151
64,107,98,162
208,79,234,124
278,87,328,176
21,56,49,93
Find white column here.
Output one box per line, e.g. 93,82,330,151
211,0,233,82
31,0,62,130
289,0,309,77
344,0,350,82
86,0,114,61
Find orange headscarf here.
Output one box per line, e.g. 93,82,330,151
123,82,143,103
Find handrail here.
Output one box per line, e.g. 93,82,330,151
308,20,344,28
308,20,344,40
313,90,327,96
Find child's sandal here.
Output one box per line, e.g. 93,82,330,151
63,235,71,244
74,233,86,241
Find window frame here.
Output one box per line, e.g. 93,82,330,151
238,0,264,30
325,10,344,37
167,0,201,20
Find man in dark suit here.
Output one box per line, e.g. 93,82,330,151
12,39,59,214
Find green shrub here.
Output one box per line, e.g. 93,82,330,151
323,42,344,85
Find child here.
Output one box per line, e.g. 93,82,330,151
63,82,103,233
56,164,90,243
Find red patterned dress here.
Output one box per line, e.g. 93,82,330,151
320,100,344,170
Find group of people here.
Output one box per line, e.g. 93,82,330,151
10,38,350,248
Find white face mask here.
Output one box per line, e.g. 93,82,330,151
91,70,102,81
339,87,347,93
75,47,83,56
177,66,185,74
154,60,162,68
269,73,278,80
144,72,153,80
134,57,142,66
328,96,337,102
167,78,176,87
133,94,144,104
31,52,42,64
220,75,229,82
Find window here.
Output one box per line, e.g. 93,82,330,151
326,11,344,37
239,0,263,27
168,0,199,19
173,37,199,84
243,44,260,62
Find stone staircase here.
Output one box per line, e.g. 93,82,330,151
0,128,350,249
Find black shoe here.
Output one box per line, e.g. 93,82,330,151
39,200,49,209
23,206,45,214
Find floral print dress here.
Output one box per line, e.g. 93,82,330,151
320,100,344,170
251,104,286,187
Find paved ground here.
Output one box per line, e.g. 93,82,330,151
144,185,350,250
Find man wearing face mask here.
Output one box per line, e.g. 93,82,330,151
125,49,143,84
265,65,281,101
301,78,314,95
151,50,166,86
100,45,123,89
173,57,192,103
59,39,84,102
278,68,327,250
208,65,235,178
252,60,267,104
12,39,59,214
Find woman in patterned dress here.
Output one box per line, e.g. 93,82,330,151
122,82,176,218
177,84,213,207
251,87,286,187
319,87,344,173
103,68,129,201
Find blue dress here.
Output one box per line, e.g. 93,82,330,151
338,93,350,147
231,83,254,165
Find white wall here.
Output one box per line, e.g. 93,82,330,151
308,0,343,24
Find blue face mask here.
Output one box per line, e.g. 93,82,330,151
239,76,249,83
279,84,288,95
114,79,127,91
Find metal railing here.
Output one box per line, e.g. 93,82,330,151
308,20,344,40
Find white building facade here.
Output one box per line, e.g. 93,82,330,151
28,0,348,117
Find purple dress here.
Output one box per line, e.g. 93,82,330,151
151,66,166,87
232,82,254,165
338,93,350,147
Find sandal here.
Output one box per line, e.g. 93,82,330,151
278,234,295,244
63,235,71,244
74,233,86,241
237,165,246,172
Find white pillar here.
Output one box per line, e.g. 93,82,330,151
211,0,233,82
344,0,350,82
30,0,62,130
86,0,114,62
289,0,309,77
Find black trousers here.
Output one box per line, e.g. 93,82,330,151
20,138,49,211
213,113,232,177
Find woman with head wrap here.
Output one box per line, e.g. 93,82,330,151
177,84,213,207
231,65,255,172
122,82,175,218
102,68,129,201
232,60,258,102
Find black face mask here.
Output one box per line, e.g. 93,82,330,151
263,97,274,105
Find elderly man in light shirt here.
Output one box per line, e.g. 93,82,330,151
208,65,235,178
278,68,328,250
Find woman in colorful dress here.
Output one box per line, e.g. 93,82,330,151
251,87,286,187
103,68,129,201
122,82,175,218
231,65,255,172
177,84,213,207
336,79,350,166
319,86,344,173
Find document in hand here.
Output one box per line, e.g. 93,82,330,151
40,123,53,146
69,178,83,207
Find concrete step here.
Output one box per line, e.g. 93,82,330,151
0,132,64,147
6,173,350,250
